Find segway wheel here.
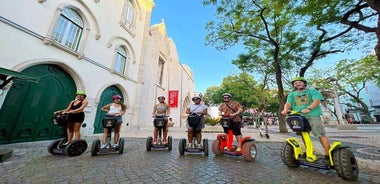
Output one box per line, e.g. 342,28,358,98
91,139,100,156
47,139,63,155
65,139,88,157
242,141,257,162
280,142,299,167
333,148,359,181
212,139,223,156
168,136,173,151
203,139,209,156
118,138,125,154
146,136,153,151
179,139,186,155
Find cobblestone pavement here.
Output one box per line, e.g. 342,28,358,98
0,124,379,184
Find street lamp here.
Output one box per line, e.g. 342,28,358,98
326,77,345,124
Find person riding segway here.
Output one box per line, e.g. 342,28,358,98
91,95,127,156
179,96,209,156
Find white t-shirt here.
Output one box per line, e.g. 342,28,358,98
187,104,208,114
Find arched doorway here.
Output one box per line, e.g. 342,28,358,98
0,64,76,144
93,85,123,134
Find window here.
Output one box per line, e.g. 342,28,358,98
114,46,127,74
52,8,83,51
158,58,165,86
125,0,134,27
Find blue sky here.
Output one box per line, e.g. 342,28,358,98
150,0,243,94
150,0,375,93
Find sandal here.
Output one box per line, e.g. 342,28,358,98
162,139,167,144
153,139,157,144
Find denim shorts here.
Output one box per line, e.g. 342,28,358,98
307,116,326,137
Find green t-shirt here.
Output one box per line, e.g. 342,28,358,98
286,88,324,117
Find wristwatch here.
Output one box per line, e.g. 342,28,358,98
307,107,312,110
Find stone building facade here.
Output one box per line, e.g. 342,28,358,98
0,0,194,143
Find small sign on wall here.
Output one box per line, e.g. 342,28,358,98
168,90,178,108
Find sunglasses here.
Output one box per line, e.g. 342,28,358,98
223,97,230,99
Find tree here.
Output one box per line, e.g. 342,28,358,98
334,55,380,123
204,72,278,112
202,0,361,132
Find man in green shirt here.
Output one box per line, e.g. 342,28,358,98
281,77,331,162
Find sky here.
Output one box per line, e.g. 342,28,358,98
150,0,243,94
149,0,375,94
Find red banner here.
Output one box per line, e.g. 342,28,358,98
168,90,179,107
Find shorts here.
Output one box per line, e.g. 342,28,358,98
307,116,326,137
114,116,122,123
223,121,242,135
68,112,85,123
186,121,205,131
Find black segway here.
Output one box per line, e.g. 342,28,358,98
179,113,209,156
91,115,125,156
146,116,172,151
48,112,88,157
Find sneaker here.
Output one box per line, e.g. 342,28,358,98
224,146,229,150
187,143,192,148
153,139,157,144
62,142,69,146
197,144,202,149
113,144,119,148
235,147,241,152
100,144,107,149
322,156,331,165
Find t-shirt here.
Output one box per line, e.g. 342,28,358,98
286,88,324,117
187,104,208,114
218,101,242,122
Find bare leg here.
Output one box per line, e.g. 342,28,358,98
163,128,168,143
236,135,242,149
196,130,202,144
73,123,82,140
187,129,193,143
67,123,74,143
102,128,109,144
153,128,158,143
319,136,331,155
114,122,121,144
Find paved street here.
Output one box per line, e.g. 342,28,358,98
0,124,379,184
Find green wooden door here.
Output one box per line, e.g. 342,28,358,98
0,64,76,144
93,86,123,134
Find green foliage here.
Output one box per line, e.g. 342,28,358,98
203,72,279,111
204,116,220,126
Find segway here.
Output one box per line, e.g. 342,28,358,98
212,115,257,162
91,115,125,156
146,116,172,151
179,113,209,156
281,111,359,181
48,112,88,157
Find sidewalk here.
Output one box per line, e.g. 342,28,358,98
115,124,380,173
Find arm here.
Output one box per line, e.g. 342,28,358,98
152,104,157,117
101,103,111,113
281,102,291,115
303,99,321,113
185,107,191,114
166,103,170,116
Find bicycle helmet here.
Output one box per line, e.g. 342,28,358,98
112,95,122,100
222,93,232,98
192,96,202,101
291,77,307,86
157,96,165,100
76,91,87,98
